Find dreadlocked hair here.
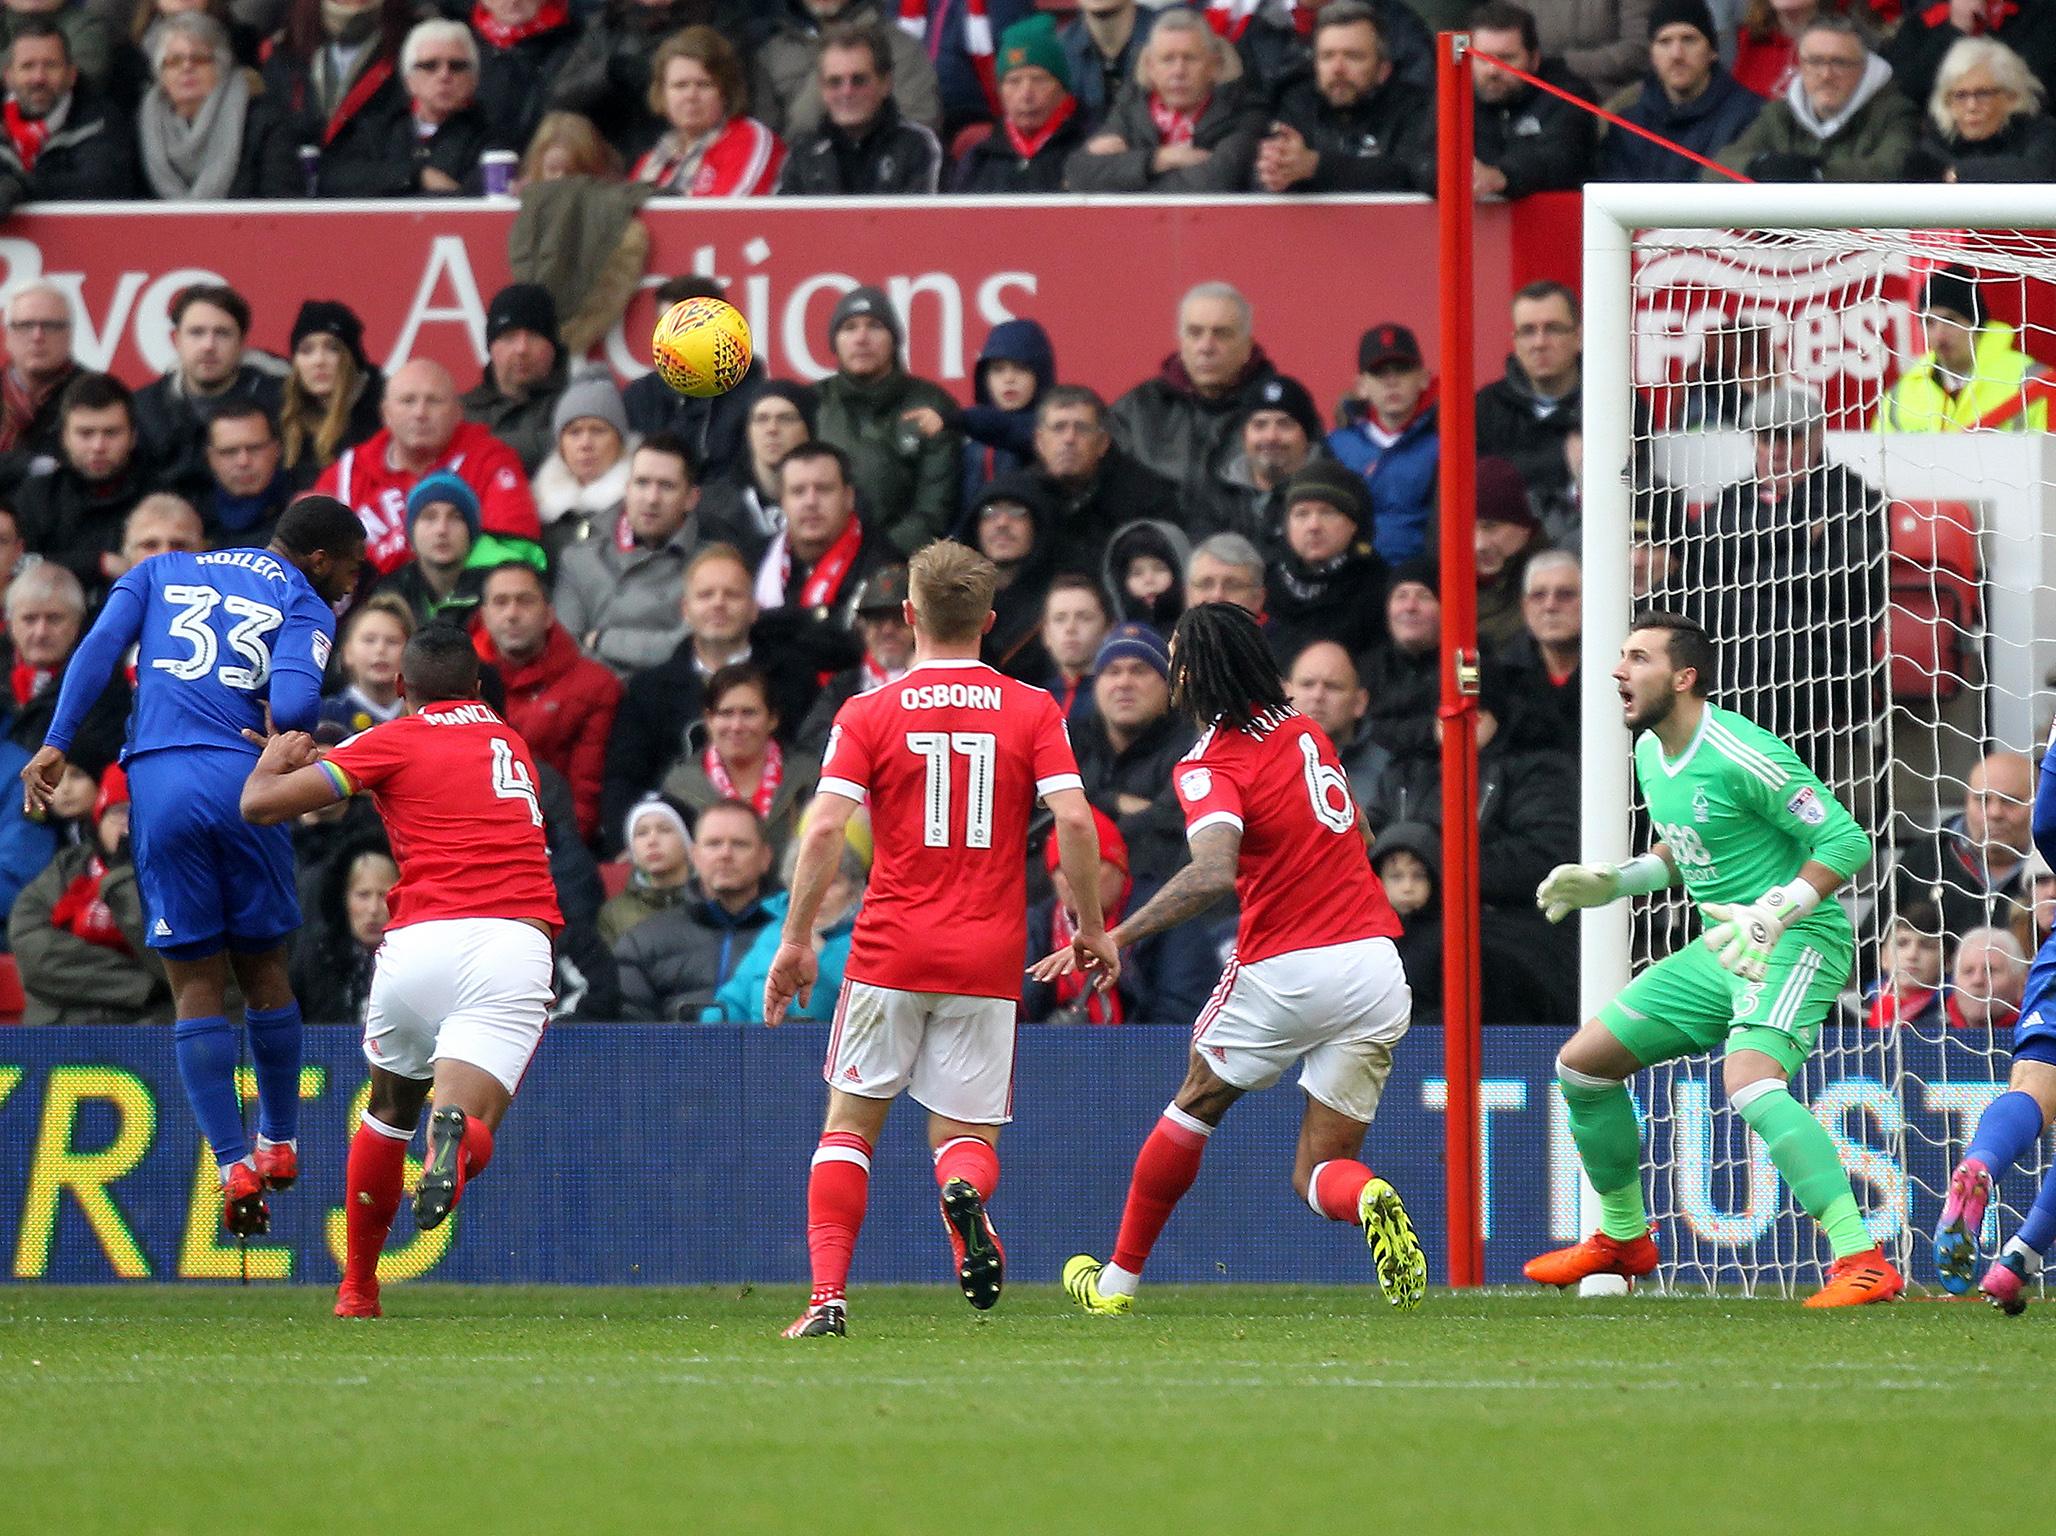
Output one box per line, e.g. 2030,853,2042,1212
1170,603,1288,728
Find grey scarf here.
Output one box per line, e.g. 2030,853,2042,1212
138,71,249,201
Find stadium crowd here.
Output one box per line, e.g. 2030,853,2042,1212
0,0,2046,1029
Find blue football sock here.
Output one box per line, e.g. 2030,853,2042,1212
2017,1169,2056,1256
244,1002,304,1145
173,1015,248,1168
1967,1090,2047,1182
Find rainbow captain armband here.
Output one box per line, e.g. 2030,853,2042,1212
316,760,357,800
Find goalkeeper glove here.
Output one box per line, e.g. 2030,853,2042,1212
1700,880,1820,982
1535,853,1673,924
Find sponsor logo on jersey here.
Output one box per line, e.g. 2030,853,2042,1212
1692,787,1710,823
1179,767,1212,801
311,630,332,670
1784,786,1827,825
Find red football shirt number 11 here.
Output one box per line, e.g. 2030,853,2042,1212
906,730,996,850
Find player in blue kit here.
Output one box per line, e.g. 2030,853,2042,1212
21,496,365,1235
1935,722,2056,1311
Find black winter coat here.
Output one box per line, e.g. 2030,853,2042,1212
1474,57,1597,195
777,99,943,195
549,0,755,160
1475,355,1581,505
319,101,491,197
14,461,153,598
1267,74,1433,193
1032,448,1180,576
0,84,137,213
259,50,412,200
140,92,302,200
614,895,775,1021
133,361,284,499
948,109,1084,193
1265,544,1390,665
622,356,763,489
1073,709,1196,884
473,14,579,153
1906,113,2056,184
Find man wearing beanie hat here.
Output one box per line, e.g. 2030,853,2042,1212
1472,454,1544,652
1876,264,2050,432
1257,1,1434,195
372,470,492,626
815,283,963,556
133,284,288,501
1195,372,1326,546
952,14,1087,194
696,381,818,565
460,282,568,474
775,24,945,196
1596,0,1762,182
623,275,768,488
1074,620,1194,882
1329,321,1439,565
1264,458,1389,661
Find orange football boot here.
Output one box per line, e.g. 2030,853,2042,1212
1524,1228,1660,1288
1803,1248,1904,1308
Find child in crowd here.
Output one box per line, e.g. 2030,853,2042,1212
320,595,413,737
1864,899,1948,1032
1371,821,1442,1021
600,795,694,950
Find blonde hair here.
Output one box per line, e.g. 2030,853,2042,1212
520,110,624,183
281,340,362,473
908,540,997,643
1930,35,2044,135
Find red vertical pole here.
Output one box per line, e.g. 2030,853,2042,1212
1435,29,1484,1290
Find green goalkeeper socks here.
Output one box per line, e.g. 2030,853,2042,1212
1558,1066,1648,1241
1732,1081,1873,1259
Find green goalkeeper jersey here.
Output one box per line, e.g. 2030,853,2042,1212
1634,703,1871,932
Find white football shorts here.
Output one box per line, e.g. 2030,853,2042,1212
362,918,554,1094
823,980,1018,1125
1192,935,1412,1123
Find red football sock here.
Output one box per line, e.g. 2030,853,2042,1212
344,1114,411,1284
932,1135,999,1198
1308,1158,1374,1222
807,1131,872,1307
456,1115,495,1203
1110,1106,1212,1275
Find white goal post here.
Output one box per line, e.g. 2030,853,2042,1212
1579,184,2056,1295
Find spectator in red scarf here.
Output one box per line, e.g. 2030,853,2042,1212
1863,900,1948,1031
9,763,171,1023
260,0,413,198
950,14,1084,191
752,439,893,632
633,25,784,195
660,661,821,856
469,0,578,154
0,20,137,215
0,279,79,494
1063,7,1262,193
473,560,623,844
1023,805,1132,1023
313,357,541,574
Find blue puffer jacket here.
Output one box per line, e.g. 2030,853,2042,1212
700,890,858,1023
1327,397,1439,565
960,317,1056,512
0,738,56,952
1596,67,1762,183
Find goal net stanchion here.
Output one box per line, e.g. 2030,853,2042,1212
1435,31,1485,1290
1583,183,2056,1297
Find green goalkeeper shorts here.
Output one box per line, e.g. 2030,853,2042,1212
1598,921,1853,1077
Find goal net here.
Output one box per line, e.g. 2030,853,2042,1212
1580,186,2056,1297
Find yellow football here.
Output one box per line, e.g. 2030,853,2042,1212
651,296,752,398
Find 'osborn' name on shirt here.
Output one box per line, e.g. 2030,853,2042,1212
898,683,1004,711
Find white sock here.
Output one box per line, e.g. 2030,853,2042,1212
1098,1261,1140,1298
255,1135,295,1152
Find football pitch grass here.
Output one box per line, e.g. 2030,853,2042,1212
2,1284,2045,1535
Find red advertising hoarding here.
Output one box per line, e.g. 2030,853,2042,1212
0,193,1582,411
